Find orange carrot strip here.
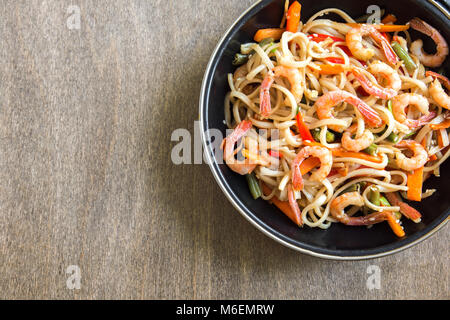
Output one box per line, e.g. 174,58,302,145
319,64,345,75
385,212,405,237
407,166,424,201
331,148,384,163
286,1,302,33
300,157,320,175
381,14,397,24
429,119,450,130
347,23,409,32
261,184,302,226
254,28,285,42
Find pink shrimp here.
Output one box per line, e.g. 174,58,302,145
427,71,450,110
351,68,397,100
330,192,389,226
221,120,257,175
410,18,448,68
291,146,332,191
346,25,398,65
259,72,275,118
315,90,383,132
341,124,375,152
392,93,436,128
395,140,428,171
288,184,303,226
259,66,302,118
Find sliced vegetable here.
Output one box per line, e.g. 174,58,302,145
259,37,275,48
312,128,335,143
369,189,381,206
380,195,402,220
286,1,302,33
387,99,393,113
307,33,344,43
430,119,450,130
325,57,345,64
318,64,345,75
261,183,302,226
347,23,409,32
332,148,384,163
385,212,405,237
246,173,262,199
254,28,285,42
387,132,400,143
296,112,314,141
363,144,378,156
407,166,424,201
300,157,321,175
232,53,249,66
381,14,397,24
391,41,417,72
268,150,282,158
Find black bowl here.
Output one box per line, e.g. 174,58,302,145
200,0,449,259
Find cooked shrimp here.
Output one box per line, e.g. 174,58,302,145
341,125,375,152
427,71,450,110
291,146,332,191
315,90,383,132
392,93,431,128
330,192,388,226
409,18,449,68
368,61,401,91
221,120,257,175
260,72,274,118
273,66,303,102
385,192,421,223
346,25,398,64
288,184,303,226
395,140,428,171
351,66,398,99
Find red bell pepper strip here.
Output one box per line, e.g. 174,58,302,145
296,112,314,141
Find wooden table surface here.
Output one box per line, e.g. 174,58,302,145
0,0,448,300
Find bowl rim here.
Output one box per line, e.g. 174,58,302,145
199,0,450,260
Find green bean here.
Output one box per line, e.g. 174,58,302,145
379,196,391,207
342,182,365,194
404,130,417,138
240,42,256,55
391,41,417,72
312,128,335,143
380,195,402,220
387,132,400,143
246,173,262,200
369,190,381,206
387,100,393,114
363,144,378,156
312,128,321,142
232,53,249,66
259,37,274,47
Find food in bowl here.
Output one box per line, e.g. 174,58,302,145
221,1,449,237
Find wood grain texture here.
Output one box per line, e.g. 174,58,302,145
0,0,448,300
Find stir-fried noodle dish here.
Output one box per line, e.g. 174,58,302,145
221,2,449,237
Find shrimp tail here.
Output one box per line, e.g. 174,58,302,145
384,192,422,223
